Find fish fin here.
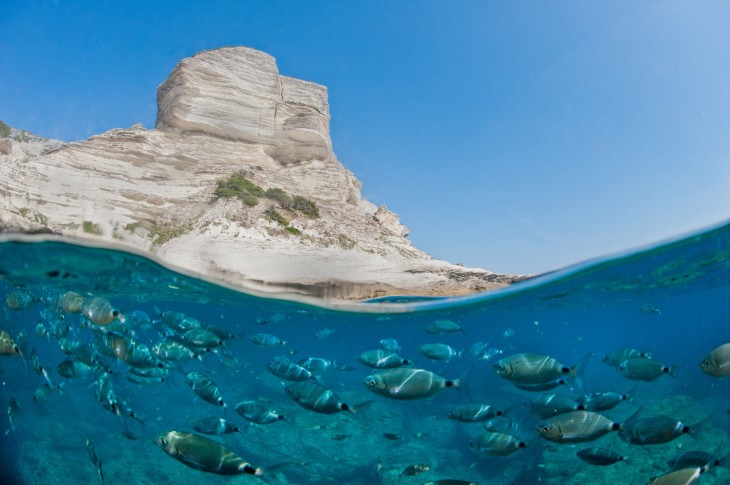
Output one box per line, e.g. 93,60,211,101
456,362,476,401
623,384,639,402
353,399,376,413
687,415,711,437
98,459,105,483
668,362,681,378
131,412,147,427
715,452,730,471
570,353,591,392
435,363,450,375
620,406,644,432
265,461,293,475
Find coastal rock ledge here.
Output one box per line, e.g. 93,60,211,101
0,46,522,299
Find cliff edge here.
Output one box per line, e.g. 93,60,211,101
0,47,521,299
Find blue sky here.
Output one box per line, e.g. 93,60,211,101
2,1,729,275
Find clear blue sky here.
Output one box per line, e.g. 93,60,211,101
2,1,729,275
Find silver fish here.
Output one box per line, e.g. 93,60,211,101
186,372,226,411
315,328,337,340
620,411,698,445
699,342,730,377
528,393,583,419
267,357,315,382
617,357,677,381
494,353,582,386
180,328,224,349
56,358,92,379
357,349,410,369
469,431,526,457
250,333,287,348
235,401,285,424
417,343,461,362
35,322,48,338
50,320,72,339
56,291,85,314
602,348,651,367
126,366,168,385
157,310,201,333
298,357,334,374
667,450,728,471
513,378,568,392
7,397,22,432
59,340,98,366
33,383,53,403
537,410,621,443
479,347,504,362
468,341,488,358
379,338,401,353
285,381,352,414
202,324,238,341
648,467,704,485
128,310,152,329
153,339,200,364
193,417,241,435
0,326,21,356
364,368,458,400
5,290,35,310
82,297,124,326
576,447,628,466
448,403,504,422
156,430,263,476
426,319,463,335
106,332,165,369
578,390,633,412
86,438,105,482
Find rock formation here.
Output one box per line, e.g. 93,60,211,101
0,47,521,299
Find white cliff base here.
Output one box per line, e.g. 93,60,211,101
0,47,520,299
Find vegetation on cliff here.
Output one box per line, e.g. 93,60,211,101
214,171,320,218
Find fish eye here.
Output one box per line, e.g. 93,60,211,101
112,310,119,317
542,426,549,432
366,379,375,387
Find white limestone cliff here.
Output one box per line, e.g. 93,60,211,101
0,47,520,299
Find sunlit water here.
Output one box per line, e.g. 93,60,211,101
1,222,729,485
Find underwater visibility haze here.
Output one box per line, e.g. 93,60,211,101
1,220,730,484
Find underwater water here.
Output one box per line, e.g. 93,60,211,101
1,222,730,485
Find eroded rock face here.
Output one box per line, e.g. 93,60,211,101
374,205,410,238
0,47,520,299
156,47,331,164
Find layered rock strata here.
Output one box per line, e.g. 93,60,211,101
0,47,521,299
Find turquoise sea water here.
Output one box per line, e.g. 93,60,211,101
1,222,729,485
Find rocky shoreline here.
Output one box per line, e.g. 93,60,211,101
0,47,522,299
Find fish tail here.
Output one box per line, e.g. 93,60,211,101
688,416,711,436
667,362,681,378
570,353,591,392
97,460,105,483
624,384,639,401
620,406,644,432
717,452,730,469
456,362,476,401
